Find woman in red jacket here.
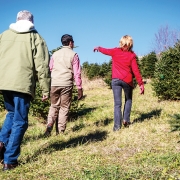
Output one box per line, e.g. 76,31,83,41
94,35,144,131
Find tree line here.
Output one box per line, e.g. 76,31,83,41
0,25,179,120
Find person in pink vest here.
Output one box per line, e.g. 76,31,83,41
44,34,83,136
94,35,144,131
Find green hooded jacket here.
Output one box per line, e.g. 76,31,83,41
0,20,50,98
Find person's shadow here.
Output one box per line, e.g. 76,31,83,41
132,109,162,124
22,130,108,164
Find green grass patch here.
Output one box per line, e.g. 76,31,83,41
0,82,179,179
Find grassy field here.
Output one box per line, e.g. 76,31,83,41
0,78,179,180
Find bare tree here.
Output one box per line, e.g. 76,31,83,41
152,25,180,54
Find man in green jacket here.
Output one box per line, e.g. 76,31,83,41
0,10,50,171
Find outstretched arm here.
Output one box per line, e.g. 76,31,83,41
93,47,114,56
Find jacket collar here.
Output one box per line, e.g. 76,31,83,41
9,20,36,33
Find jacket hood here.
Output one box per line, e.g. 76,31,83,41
9,20,36,33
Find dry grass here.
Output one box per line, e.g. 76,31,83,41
81,75,107,91
0,78,179,179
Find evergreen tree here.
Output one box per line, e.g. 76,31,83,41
168,114,180,133
82,60,112,87
140,51,158,79
103,60,112,88
152,40,180,100
88,63,101,79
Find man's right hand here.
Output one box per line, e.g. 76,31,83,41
42,95,48,101
78,89,83,100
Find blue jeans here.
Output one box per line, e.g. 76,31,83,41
0,91,31,164
112,79,133,131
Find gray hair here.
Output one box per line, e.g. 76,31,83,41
16,10,34,23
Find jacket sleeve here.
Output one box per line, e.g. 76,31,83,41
98,47,115,56
33,33,51,97
131,55,144,86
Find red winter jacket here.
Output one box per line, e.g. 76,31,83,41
99,47,143,87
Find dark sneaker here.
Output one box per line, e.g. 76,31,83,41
44,126,53,137
3,163,18,171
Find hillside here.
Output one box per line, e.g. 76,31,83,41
0,78,179,179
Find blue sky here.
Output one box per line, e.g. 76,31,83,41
0,0,180,64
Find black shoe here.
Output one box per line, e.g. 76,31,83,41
44,126,53,137
0,142,5,163
3,163,18,171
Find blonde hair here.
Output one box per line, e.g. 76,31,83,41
119,35,133,51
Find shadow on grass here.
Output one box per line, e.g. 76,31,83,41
94,118,113,127
22,108,97,144
69,107,96,121
22,133,46,144
71,117,113,132
71,122,86,132
23,130,108,164
132,109,162,124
